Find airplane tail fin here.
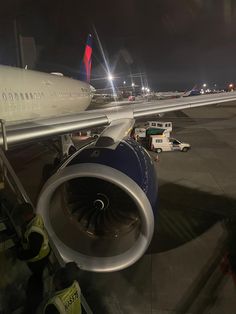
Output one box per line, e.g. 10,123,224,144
80,34,93,83
183,84,199,97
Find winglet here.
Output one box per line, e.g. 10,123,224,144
80,34,93,82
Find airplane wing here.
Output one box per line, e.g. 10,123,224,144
3,91,236,146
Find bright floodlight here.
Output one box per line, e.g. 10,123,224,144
229,83,234,88
203,83,207,87
147,88,150,93
131,82,135,87
123,81,126,85
108,74,113,81
142,87,145,91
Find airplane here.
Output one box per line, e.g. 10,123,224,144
155,85,200,100
1,34,236,273
182,85,201,97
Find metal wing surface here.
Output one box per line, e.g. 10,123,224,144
3,92,236,146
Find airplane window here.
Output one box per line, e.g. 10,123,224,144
20,93,24,100
34,92,38,99
30,93,33,99
8,93,13,103
14,93,19,101
25,93,29,100
2,93,7,102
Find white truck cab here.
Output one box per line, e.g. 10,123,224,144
149,135,190,153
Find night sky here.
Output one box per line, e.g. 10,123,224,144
0,0,236,90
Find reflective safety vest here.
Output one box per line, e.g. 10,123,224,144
23,214,50,262
44,281,81,314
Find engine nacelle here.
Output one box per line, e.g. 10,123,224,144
37,138,158,272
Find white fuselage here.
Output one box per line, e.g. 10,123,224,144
0,65,93,123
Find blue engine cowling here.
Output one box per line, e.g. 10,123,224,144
37,138,158,272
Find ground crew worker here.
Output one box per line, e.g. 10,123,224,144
44,262,81,314
135,134,140,142
154,154,159,162
17,202,51,314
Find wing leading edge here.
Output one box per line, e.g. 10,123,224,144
2,91,236,146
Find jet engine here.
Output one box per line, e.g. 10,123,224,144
37,138,158,272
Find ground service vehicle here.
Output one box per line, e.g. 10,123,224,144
149,135,190,153
144,121,172,132
134,127,169,139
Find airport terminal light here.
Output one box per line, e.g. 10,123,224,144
142,87,145,91
131,82,135,87
147,88,150,93
123,81,126,85
229,83,234,91
203,83,207,88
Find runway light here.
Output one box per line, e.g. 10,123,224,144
203,83,207,88
108,74,113,81
123,81,126,85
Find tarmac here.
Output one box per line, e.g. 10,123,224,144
1,101,236,313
